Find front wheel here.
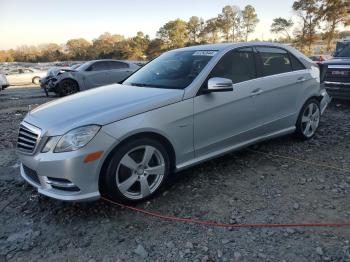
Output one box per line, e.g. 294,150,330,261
295,98,321,140
58,79,79,97
101,138,171,204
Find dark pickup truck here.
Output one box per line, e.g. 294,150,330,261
322,39,350,100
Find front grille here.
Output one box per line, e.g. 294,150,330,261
17,123,41,154
325,68,350,83
23,165,40,185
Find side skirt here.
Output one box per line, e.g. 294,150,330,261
175,126,296,172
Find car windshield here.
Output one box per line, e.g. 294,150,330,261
123,50,217,89
334,42,350,57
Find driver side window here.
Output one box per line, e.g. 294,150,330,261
209,48,256,84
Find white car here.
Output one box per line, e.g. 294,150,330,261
0,73,9,90
5,68,46,86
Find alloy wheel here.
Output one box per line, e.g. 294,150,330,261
301,102,320,138
116,145,165,200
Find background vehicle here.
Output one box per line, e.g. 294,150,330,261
322,38,350,100
47,60,140,96
17,43,330,203
40,64,82,96
309,55,332,65
5,68,46,86
0,73,9,90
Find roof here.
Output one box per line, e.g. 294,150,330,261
175,42,292,52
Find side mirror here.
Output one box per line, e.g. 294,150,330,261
205,77,233,93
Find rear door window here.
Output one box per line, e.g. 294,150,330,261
89,61,110,71
256,47,293,76
108,61,129,69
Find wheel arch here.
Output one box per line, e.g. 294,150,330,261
98,131,176,193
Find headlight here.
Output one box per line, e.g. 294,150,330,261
54,125,101,153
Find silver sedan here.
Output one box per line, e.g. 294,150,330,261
17,42,330,203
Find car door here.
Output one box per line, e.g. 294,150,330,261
6,69,21,85
108,61,134,83
81,61,111,89
254,46,309,134
193,47,264,157
22,69,35,84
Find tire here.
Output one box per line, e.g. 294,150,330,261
101,138,171,204
57,79,79,97
32,77,40,85
295,98,321,140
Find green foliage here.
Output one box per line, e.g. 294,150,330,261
242,5,259,42
217,5,242,42
157,19,189,49
271,18,294,40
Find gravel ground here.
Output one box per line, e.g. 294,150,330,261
0,86,349,262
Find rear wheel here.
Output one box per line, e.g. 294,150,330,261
295,98,321,140
101,138,171,204
32,77,40,85
58,79,79,97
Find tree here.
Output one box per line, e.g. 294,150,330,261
270,18,294,41
242,5,259,41
187,16,202,43
200,18,221,43
292,0,323,54
146,38,165,58
125,32,150,60
66,38,91,60
38,43,64,62
92,32,125,59
157,19,189,49
217,5,242,42
320,0,350,51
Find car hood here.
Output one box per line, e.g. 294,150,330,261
323,58,350,65
25,84,184,136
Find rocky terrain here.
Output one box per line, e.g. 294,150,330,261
0,87,349,261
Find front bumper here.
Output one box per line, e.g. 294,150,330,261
325,82,350,100
320,88,332,114
18,128,118,201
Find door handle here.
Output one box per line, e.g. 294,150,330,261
297,77,306,82
250,88,262,97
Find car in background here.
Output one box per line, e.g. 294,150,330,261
309,55,332,65
46,60,140,96
0,73,9,91
17,42,330,203
322,38,350,100
5,68,46,86
40,64,81,96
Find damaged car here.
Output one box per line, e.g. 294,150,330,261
46,60,140,96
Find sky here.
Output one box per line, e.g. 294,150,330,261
0,0,297,50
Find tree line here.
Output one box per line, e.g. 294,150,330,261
0,0,349,63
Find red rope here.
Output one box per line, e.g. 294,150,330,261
101,197,350,229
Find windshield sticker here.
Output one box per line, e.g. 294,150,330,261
193,51,218,57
